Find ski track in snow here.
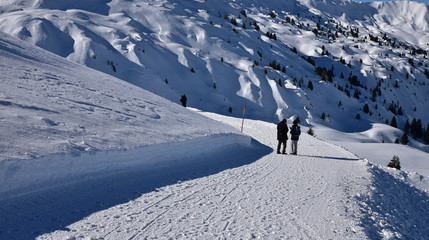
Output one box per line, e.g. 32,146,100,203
34,112,372,239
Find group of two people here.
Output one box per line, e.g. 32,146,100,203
277,119,301,155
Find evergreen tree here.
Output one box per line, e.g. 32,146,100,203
307,128,315,136
401,132,409,145
425,124,429,145
388,103,396,114
387,155,401,170
404,120,410,134
397,106,403,115
363,103,369,114
411,118,417,139
230,17,238,26
417,119,423,138
308,80,313,90
394,138,399,144
321,112,326,120
390,116,397,128
356,113,361,120
353,89,360,99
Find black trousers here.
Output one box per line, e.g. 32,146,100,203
277,140,286,153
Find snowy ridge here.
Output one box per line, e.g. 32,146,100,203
0,133,259,202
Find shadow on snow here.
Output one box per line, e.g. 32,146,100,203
0,138,271,240
300,155,360,161
358,165,429,239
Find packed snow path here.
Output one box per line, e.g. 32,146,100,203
2,112,429,239
35,112,367,239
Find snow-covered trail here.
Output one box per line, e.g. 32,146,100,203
37,111,374,239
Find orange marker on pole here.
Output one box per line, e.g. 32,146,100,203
241,99,246,132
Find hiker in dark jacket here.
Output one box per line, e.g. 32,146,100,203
277,119,289,154
180,94,187,107
290,119,301,155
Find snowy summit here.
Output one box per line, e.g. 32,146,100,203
0,0,429,239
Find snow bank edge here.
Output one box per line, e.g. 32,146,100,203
0,133,263,201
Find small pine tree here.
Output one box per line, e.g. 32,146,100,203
228,106,232,113
307,128,315,136
387,155,401,170
425,124,429,145
353,89,360,99
394,138,399,144
254,21,260,31
390,116,397,128
165,78,168,84
308,80,313,90
213,83,217,89
191,67,195,73
404,120,410,134
401,132,409,145
321,112,326,120
356,113,361,120
363,103,369,114
417,119,423,139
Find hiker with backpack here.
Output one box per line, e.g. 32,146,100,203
277,119,289,154
290,119,301,155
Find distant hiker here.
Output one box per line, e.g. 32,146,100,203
290,119,301,155
277,119,289,154
180,94,187,107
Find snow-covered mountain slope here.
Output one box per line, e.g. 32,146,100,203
0,30,242,161
0,25,428,240
1,1,429,239
1,0,428,134
0,30,269,199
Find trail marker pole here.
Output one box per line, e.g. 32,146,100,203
241,99,246,132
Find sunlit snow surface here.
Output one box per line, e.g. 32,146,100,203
0,0,429,239
0,0,428,126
